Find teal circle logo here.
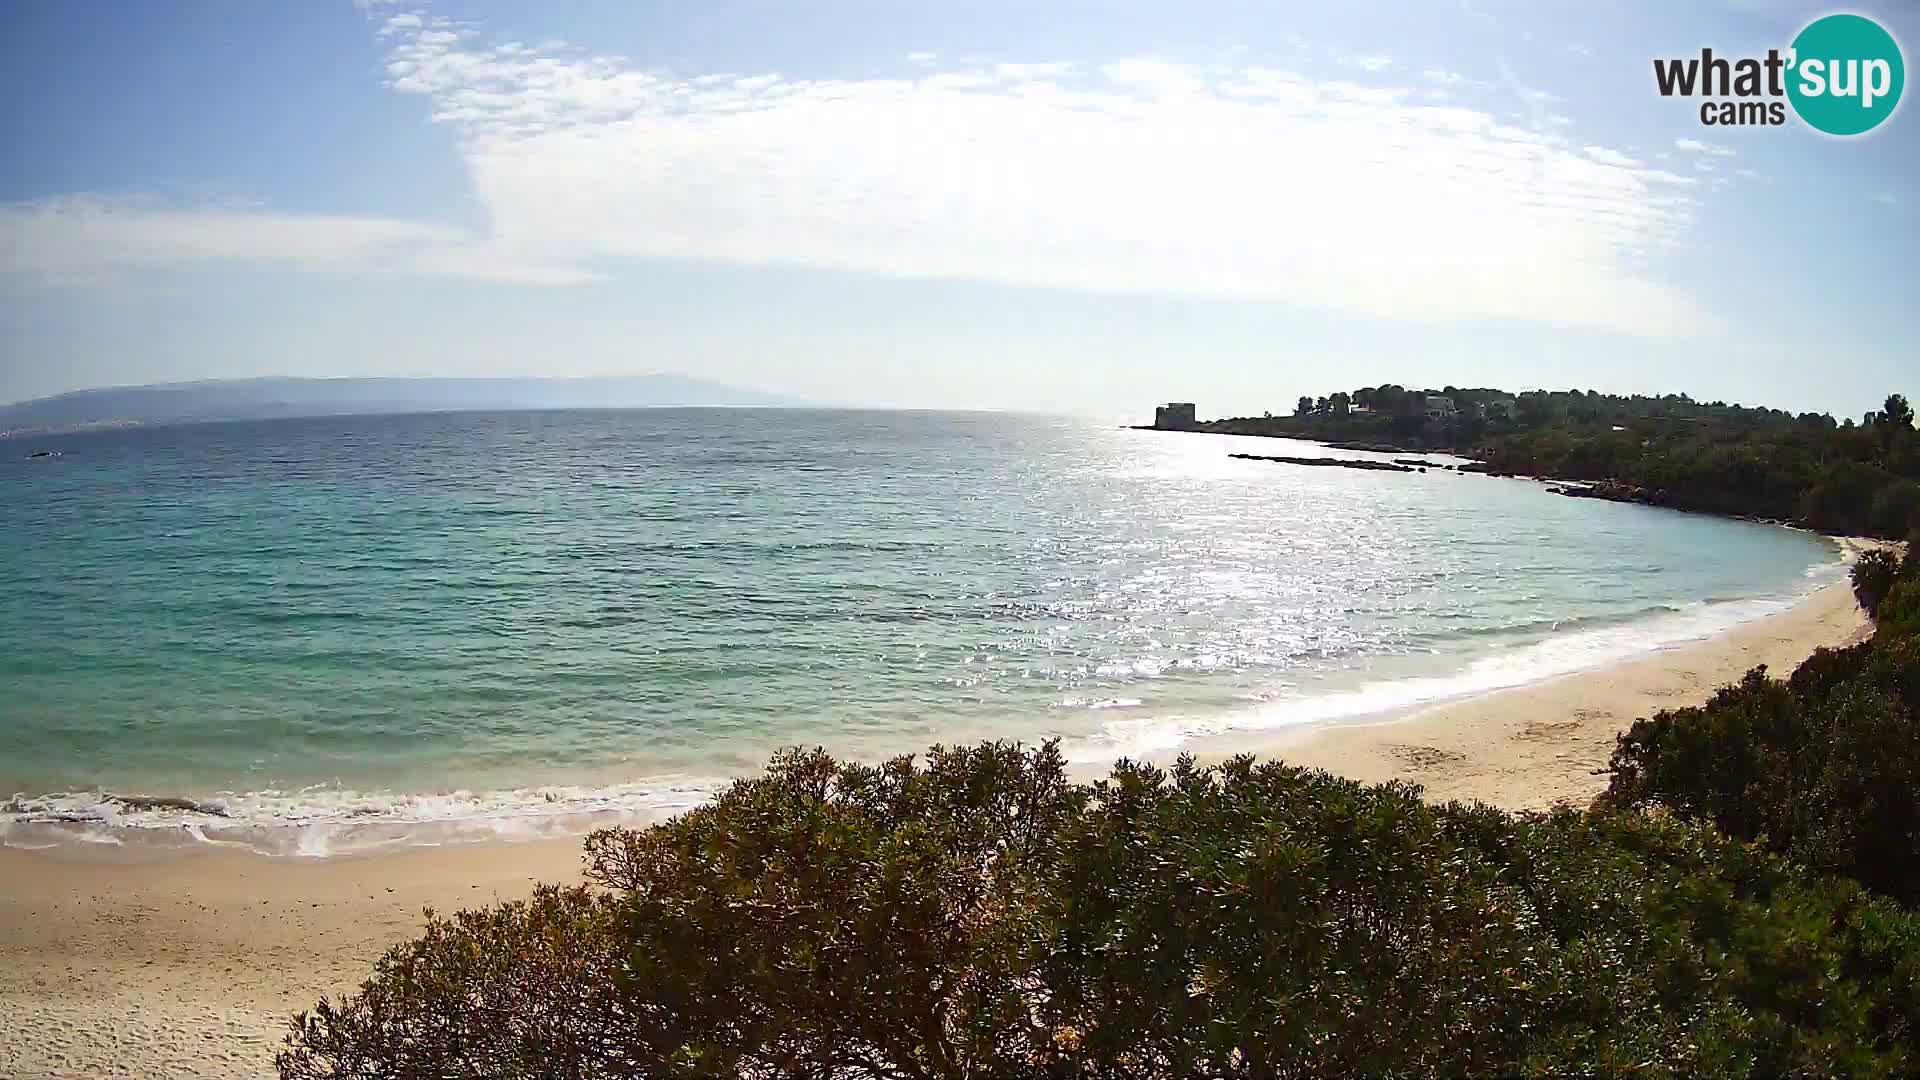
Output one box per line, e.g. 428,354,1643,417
1786,13,1904,136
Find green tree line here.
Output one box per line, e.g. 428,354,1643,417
1191,388,1920,538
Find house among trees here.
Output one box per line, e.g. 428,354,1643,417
1424,395,1457,421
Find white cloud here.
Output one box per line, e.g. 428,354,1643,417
1674,137,1736,156
1345,53,1394,73
1421,67,1486,88
1874,191,1898,205
6,13,1716,337
357,18,1710,336
1098,58,1206,99
0,196,594,286
1583,146,1642,168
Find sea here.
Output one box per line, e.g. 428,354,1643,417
0,409,1844,856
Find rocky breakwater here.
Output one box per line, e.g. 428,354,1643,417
1230,453,1416,473
1546,480,1676,507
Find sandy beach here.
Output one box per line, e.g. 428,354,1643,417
1183,568,1875,809
0,565,1878,1079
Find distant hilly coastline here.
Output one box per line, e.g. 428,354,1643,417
0,376,809,435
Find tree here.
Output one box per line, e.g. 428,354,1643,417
1374,384,1410,416
1516,391,1554,427
1295,395,1314,418
1329,391,1351,418
1885,394,1914,430
1853,549,1903,615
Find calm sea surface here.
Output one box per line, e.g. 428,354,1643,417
0,410,1839,853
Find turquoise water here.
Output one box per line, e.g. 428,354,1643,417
0,410,1840,853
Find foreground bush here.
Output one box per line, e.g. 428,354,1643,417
1606,637,1920,906
1607,546,1920,908
282,743,1920,1079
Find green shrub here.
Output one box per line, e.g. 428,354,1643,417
1880,579,1920,640
1607,635,1920,907
1853,549,1904,616
282,743,1920,1079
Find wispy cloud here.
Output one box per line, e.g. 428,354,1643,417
4,8,1716,337
1874,191,1899,205
362,9,1710,335
1674,137,1737,156
0,196,594,286
1421,67,1488,88
1584,146,1643,168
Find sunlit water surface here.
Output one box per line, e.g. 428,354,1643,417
0,410,1839,853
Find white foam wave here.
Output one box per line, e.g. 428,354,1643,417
1064,586,1829,763
1056,696,1145,710
1,776,726,858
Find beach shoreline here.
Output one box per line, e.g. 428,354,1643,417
1174,568,1873,809
0,551,1882,1079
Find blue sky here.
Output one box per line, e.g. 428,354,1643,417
1,0,1913,419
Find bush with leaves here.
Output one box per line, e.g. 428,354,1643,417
1853,548,1904,617
1606,632,1920,907
1879,578,1920,640
282,742,1920,1079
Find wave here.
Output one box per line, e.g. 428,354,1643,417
1409,603,1684,643
1,777,725,858
1055,696,1146,710
1062,582,1838,763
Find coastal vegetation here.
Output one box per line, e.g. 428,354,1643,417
1172,387,1920,539
1605,542,1920,906
285,545,1920,1079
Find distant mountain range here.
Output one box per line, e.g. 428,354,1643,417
0,376,808,434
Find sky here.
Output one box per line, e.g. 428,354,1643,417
1,0,1914,420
